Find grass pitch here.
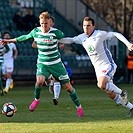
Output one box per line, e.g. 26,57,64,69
0,84,133,133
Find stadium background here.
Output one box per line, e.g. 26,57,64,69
1,0,133,85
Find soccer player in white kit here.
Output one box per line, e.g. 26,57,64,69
59,17,133,117
2,32,18,94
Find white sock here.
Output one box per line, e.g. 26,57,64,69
5,78,12,90
54,82,61,99
105,82,122,94
114,94,133,110
45,80,54,86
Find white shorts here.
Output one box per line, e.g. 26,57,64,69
95,64,117,82
2,59,14,75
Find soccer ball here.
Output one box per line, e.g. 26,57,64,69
2,102,17,117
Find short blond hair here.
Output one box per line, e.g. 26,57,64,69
39,11,50,19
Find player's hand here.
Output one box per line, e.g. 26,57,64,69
0,39,9,46
14,55,17,60
1,51,5,55
128,43,133,51
0,40,6,46
32,41,38,48
59,43,64,49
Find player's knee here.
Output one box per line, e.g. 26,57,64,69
36,75,45,87
63,82,73,93
97,83,106,90
36,82,43,87
36,80,43,87
5,72,12,78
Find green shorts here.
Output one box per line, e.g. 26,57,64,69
36,62,70,84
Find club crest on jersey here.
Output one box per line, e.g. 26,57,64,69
50,36,53,39
88,45,95,53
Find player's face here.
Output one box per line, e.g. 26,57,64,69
4,33,10,39
83,20,95,36
40,18,50,33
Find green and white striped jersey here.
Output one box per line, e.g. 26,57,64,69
0,44,10,63
16,27,65,65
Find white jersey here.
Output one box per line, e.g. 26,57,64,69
73,30,116,69
59,30,130,70
2,43,17,74
4,43,17,60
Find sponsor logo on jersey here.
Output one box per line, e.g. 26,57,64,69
59,75,69,80
43,39,52,43
88,45,95,53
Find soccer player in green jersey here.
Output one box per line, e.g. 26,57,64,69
0,11,84,117
32,15,62,106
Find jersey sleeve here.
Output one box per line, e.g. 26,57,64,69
73,34,85,44
54,30,65,39
105,31,130,46
59,33,84,44
16,29,36,42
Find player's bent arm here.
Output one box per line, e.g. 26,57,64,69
32,41,38,48
14,49,18,59
112,32,133,51
107,32,133,49
59,38,75,44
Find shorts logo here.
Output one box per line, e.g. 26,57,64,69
102,70,107,73
7,67,12,70
88,45,95,53
59,75,69,80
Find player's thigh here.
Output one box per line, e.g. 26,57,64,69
36,63,51,80
49,62,70,84
96,65,116,89
6,61,14,73
1,63,6,75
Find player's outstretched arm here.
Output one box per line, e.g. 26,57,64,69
0,38,17,46
110,32,133,51
59,38,74,44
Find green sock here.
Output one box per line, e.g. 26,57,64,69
68,88,81,107
34,85,42,99
0,78,3,91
